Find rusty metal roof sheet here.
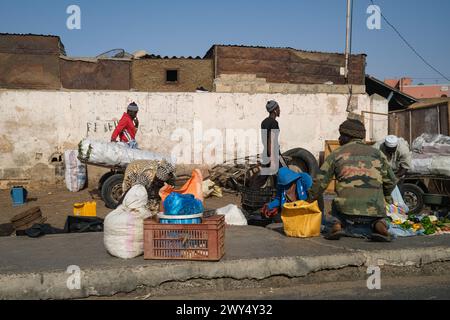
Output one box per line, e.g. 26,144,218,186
137,53,203,60
0,33,61,38
203,44,367,58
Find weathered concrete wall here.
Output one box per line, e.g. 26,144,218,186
132,59,214,92
214,74,366,95
366,94,390,143
0,90,388,189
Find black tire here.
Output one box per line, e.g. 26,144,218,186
399,183,424,216
282,148,324,213
98,171,115,191
101,174,124,209
282,148,320,177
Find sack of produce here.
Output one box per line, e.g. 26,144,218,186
104,185,153,259
64,150,86,192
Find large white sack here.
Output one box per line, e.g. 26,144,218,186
104,185,153,259
412,133,450,155
410,153,433,174
216,204,247,226
431,156,450,176
64,150,86,192
78,138,173,167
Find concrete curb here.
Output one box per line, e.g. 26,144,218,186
1,246,449,299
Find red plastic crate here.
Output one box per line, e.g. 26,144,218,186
143,215,225,261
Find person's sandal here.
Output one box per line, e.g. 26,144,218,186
370,233,392,242
324,222,345,240
324,230,346,240
370,220,392,242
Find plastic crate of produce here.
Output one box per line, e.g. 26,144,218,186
144,215,225,261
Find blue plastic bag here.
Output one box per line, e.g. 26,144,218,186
163,193,204,216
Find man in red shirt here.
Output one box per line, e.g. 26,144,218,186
111,102,139,148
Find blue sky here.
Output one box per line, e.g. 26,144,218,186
1,0,449,84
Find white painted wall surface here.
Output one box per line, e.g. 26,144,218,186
0,90,388,187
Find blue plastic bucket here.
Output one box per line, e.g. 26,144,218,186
160,218,202,224
158,213,203,224
10,186,27,206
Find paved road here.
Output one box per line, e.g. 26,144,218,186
154,275,450,300
90,262,450,300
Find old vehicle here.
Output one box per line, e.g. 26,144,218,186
399,174,450,216
77,160,126,209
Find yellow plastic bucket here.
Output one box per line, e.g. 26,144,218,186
73,201,97,217
281,200,322,238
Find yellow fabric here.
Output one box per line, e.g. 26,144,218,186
281,200,322,238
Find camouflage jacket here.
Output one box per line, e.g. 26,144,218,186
308,140,397,217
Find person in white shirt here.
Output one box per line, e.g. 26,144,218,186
375,135,412,178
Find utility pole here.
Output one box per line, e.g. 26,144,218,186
344,0,353,81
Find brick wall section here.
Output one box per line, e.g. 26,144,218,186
0,34,63,89
132,59,214,92
0,34,65,55
212,45,366,86
60,58,131,90
214,74,366,94
0,53,61,89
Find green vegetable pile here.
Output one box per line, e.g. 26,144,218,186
397,216,450,235
421,217,437,235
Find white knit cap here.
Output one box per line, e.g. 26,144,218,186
385,135,399,148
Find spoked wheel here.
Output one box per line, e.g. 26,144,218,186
400,183,424,216
101,174,124,209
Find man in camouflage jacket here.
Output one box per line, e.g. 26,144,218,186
308,118,397,242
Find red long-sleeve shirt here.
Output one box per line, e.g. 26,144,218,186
111,113,137,142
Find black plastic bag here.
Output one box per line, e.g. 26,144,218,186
64,216,104,233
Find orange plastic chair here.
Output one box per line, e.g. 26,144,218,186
159,169,204,211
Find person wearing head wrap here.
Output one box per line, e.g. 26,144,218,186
121,159,176,212
261,167,313,222
374,135,411,178
111,102,140,148
308,118,397,242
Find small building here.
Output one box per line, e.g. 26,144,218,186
205,44,367,94
0,35,367,94
385,77,450,99
131,54,214,92
389,97,450,145
0,33,65,89
366,75,417,111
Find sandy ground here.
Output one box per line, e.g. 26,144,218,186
0,186,241,236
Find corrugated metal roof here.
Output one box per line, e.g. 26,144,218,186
0,33,66,55
408,97,450,110
137,54,203,60
203,44,367,58
0,33,61,38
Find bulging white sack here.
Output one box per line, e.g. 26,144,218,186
104,185,153,259
411,153,433,174
64,150,86,192
216,204,247,226
79,138,172,167
431,156,450,176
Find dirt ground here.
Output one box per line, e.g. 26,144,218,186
0,186,241,237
